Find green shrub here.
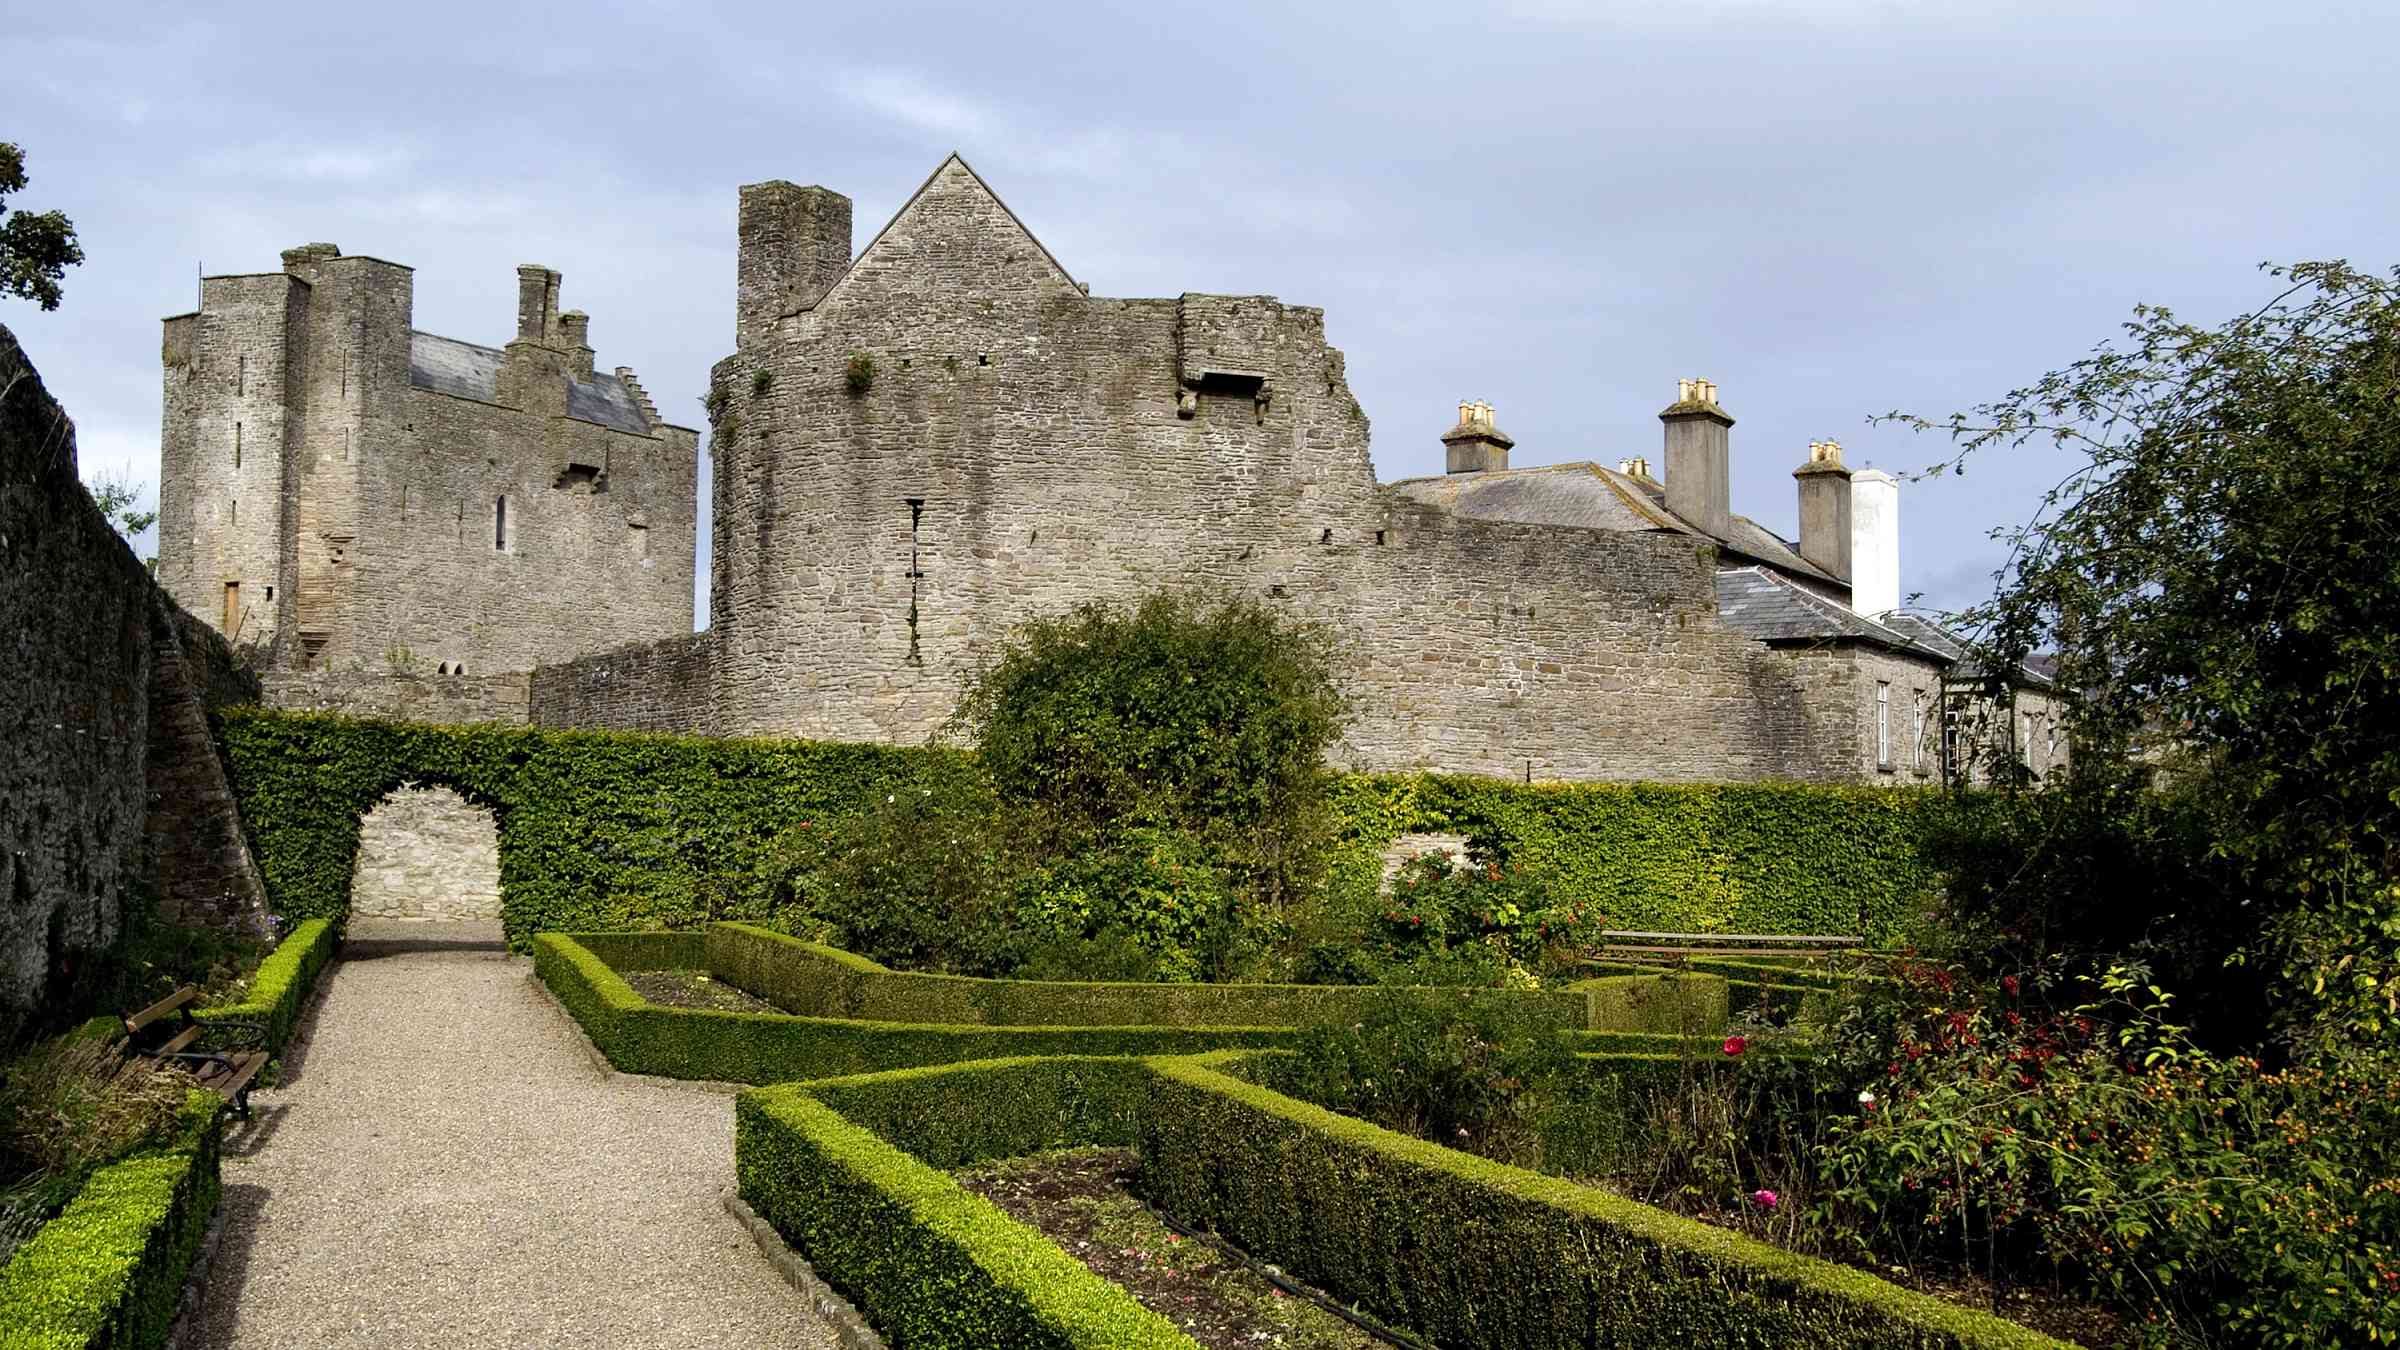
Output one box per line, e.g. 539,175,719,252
735,1084,1191,1348
0,1043,191,1183
1140,1054,2069,1350
1368,847,1598,983
799,1056,1154,1168
194,917,337,1054
0,1092,221,1350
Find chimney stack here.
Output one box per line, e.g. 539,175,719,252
737,181,854,350
1442,399,1514,474
1849,467,1900,617
1660,378,1733,538
516,265,561,344
1616,455,1652,480
1792,439,1853,579
557,310,594,378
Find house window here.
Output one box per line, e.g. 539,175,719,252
494,496,508,551
1876,682,1892,770
1911,694,1926,772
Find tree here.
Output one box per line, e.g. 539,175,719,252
1,142,84,312
86,472,157,542
1890,261,2400,1055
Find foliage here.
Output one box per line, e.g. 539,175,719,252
0,1093,221,1350
193,919,339,1056
0,143,82,312
1809,960,2400,1347
1887,260,2400,1053
1141,1053,2072,1349
736,1078,1191,1349
1264,989,1578,1163
81,472,154,546
844,351,874,396
0,1042,189,1184
1358,848,1597,985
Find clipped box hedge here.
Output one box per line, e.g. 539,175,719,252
534,933,1291,1083
1140,1053,2068,1350
195,916,339,1053
0,1092,224,1350
707,921,1672,1032
737,1060,1190,1348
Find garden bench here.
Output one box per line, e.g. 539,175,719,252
1586,929,1863,963
119,986,270,1119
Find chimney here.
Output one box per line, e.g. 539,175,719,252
738,181,854,350
516,265,561,344
1849,467,1900,617
557,310,594,378
1616,455,1653,480
1442,400,1514,474
1660,378,1733,538
1792,439,1853,579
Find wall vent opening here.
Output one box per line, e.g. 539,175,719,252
553,463,603,492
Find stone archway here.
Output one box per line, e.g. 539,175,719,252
350,784,502,922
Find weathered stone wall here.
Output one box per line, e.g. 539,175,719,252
261,669,532,725
149,607,272,931
1,323,267,1041
349,785,502,921
617,156,1871,783
157,250,698,678
527,631,719,734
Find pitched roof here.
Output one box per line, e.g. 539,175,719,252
1388,460,1841,586
407,331,651,436
1877,613,2059,689
1714,567,1950,660
827,153,1078,310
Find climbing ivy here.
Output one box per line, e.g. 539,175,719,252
220,710,1948,949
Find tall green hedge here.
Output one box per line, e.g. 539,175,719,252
221,709,1948,947
0,1093,222,1350
195,917,339,1054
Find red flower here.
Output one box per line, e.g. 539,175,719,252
1722,1035,1747,1057
2001,974,2021,997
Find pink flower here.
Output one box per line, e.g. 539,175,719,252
1749,1189,1779,1210
1722,1035,1747,1057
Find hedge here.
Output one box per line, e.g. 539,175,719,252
194,917,339,1054
220,709,1951,947
0,1093,223,1350
710,921,1632,1031
534,933,1291,1083
736,1078,1192,1348
1138,1053,2071,1350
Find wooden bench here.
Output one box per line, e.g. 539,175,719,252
120,987,270,1120
1585,929,1864,964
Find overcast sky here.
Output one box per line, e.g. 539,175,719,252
7,0,2390,625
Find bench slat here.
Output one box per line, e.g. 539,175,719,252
123,986,200,1034
157,1025,203,1057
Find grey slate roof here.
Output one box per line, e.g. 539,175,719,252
1879,612,2059,689
1388,460,1841,586
1714,567,1948,660
407,331,651,436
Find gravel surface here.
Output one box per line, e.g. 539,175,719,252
188,936,839,1349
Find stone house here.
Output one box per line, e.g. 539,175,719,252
531,154,2060,785
156,246,698,682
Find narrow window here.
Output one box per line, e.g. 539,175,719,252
1875,681,1892,769
222,581,240,631
1911,695,1926,771
233,422,241,470
229,498,237,526
494,496,508,550
904,498,926,665
236,354,245,397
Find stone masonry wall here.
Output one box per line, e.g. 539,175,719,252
527,631,719,734
261,669,532,725
348,785,502,921
1,323,268,1041
626,157,1865,783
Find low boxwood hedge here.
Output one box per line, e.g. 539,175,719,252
0,1092,224,1350
193,916,339,1055
534,933,1292,1083
1139,1053,2071,1350
708,921,1664,1032
736,1078,1192,1348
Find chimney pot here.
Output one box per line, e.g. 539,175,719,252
1443,397,1515,474
1660,378,1734,537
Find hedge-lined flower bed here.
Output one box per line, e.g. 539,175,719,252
710,921,1715,1033
0,1092,223,1350
194,917,340,1054
734,1054,2070,1350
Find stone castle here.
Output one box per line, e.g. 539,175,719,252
160,155,2058,784
158,245,697,680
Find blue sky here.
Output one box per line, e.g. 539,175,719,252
6,0,2390,624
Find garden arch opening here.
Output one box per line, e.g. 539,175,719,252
350,783,502,923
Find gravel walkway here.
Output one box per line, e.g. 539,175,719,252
188,930,839,1349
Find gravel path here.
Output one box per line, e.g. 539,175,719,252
188,932,839,1349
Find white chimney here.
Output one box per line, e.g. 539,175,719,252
1849,468,1899,617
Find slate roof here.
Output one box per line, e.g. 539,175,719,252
407,331,652,436
1714,566,1947,659
1879,612,2059,689
1387,460,1841,586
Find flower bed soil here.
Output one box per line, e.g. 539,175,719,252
620,970,782,1015
953,1148,1392,1350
